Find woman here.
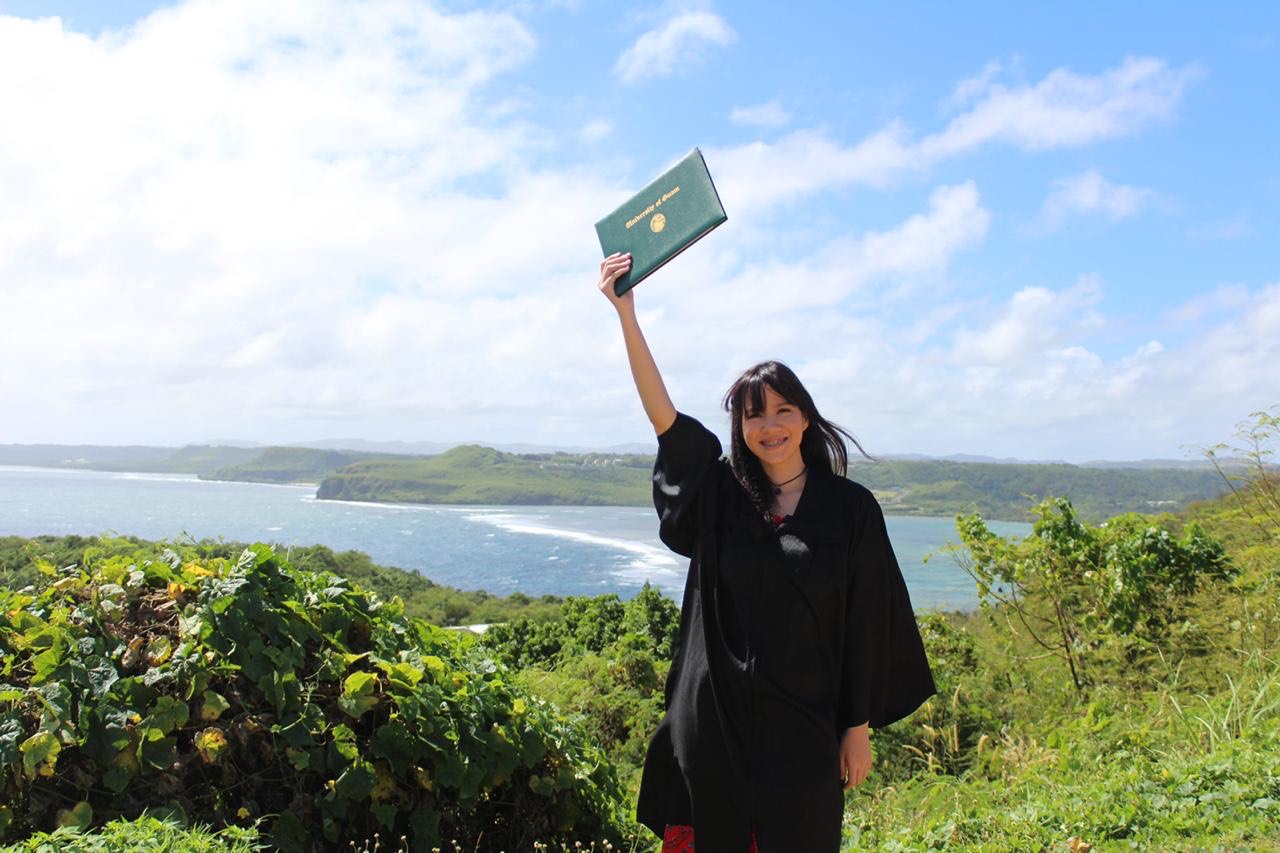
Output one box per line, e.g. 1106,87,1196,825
598,252,936,852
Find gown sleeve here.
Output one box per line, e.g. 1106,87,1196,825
838,491,937,730
652,412,723,557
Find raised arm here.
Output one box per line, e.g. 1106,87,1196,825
598,252,678,436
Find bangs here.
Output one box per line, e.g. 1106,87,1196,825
732,373,782,418
726,362,806,419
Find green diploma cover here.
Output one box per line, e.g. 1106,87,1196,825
594,148,727,296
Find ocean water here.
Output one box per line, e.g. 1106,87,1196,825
0,466,1028,610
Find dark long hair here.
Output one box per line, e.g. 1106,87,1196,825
721,360,869,517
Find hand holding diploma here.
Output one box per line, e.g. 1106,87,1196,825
598,252,634,314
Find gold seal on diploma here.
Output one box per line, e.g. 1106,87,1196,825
650,213,666,233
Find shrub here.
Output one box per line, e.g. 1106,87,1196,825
955,498,1234,690
0,542,628,851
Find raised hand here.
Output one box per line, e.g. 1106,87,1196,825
598,252,633,312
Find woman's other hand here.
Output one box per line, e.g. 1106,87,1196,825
839,724,872,790
598,252,633,312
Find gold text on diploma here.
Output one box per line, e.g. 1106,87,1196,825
625,185,681,229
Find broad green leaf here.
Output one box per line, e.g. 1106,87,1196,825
145,636,173,666
379,660,424,691
0,715,24,766
270,813,307,852
103,762,133,793
55,801,93,831
138,730,176,769
20,731,60,779
333,761,375,800
149,695,189,734
285,746,311,770
178,612,203,638
199,690,231,721
339,691,379,719
85,656,119,698
339,671,379,718
371,721,413,775
329,723,359,765
343,670,378,695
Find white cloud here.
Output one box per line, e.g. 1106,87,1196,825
613,11,736,85
941,60,1004,114
0,8,1265,464
1041,170,1156,225
952,275,1105,365
666,181,990,320
749,279,1277,463
1163,284,1252,328
713,56,1197,215
0,2,633,444
921,56,1200,157
730,100,790,128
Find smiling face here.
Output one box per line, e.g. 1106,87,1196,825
741,384,810,476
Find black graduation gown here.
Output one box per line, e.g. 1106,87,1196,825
636,413,937,852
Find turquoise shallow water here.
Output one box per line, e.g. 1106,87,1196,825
0,465,1028,609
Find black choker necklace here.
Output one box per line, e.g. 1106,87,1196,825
770,467,807,495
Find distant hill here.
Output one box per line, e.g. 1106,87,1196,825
316,445,654,505
848,458,1227,521
0,443,258,475
314,448,1230,520
286,437,658,455
1,442,1234,521
201,446,405,484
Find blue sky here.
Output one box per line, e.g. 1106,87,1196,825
0,1,1276,461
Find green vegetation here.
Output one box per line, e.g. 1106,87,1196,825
317,445,655,505
955,498,1232,690
1,408,1275,850
0,536,564,629
202,447,396,485
0,541,628,850
851,457,1227,521
835,409,1280,849
481,587,680,789
4,441,1231,520
0,815,257,852
315,447,1228,520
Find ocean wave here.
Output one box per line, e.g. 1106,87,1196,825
461,512,683,588
299,496,447,512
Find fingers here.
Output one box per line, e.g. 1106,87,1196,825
839,758,870,790
598,252,632,290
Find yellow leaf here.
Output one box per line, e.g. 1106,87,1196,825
195,728,229,764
